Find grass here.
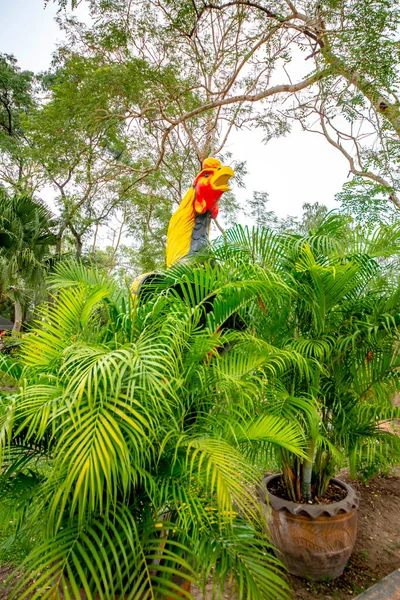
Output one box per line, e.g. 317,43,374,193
0,513,31,567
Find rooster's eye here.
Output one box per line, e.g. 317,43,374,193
203,172,211,178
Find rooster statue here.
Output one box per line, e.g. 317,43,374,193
132,157,235,295
166,157,234,267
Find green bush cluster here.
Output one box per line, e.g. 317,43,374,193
0,214,399,599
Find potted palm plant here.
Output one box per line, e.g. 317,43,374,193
212,215,400,580
0,260,308,599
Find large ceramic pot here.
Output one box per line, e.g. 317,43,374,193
261,473,360,581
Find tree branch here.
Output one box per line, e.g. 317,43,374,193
319,109,400,209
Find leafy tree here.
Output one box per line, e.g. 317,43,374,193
0,54,39,194
26,54,145,255
336,178,400,226
275,215,300,235
300,202,328,234
247,196,328,236
247,191,279,230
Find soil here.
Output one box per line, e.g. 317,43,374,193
268,476,347,505
1,473,400,600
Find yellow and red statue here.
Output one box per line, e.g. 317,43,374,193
166,157,234,267
132,157,234,294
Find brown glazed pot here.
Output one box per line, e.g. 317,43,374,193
261,473,360,581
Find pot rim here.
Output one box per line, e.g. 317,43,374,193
261,473,360,519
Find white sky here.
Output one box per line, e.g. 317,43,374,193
0,0,350,223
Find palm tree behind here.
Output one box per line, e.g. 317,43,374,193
0,188,56,330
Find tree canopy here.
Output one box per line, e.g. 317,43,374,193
0,0,398,320
49,0,400,208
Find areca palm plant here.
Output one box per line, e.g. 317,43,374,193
0,259,309,599
212,215,400,501
0,188,56,330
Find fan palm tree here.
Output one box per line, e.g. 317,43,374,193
0,259,310,600
212,215,400,500
0,188,56,331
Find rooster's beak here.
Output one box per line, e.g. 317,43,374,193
209,166,235,192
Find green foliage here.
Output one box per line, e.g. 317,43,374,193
247,197,329,236
336,177,399,225
246,192,278,230
0,188,56,327
300,202,329,234
0,260,312,599
31,52,190,174
327,0,400,90
212,215,400,498
0,54,38,195
0,53,34,154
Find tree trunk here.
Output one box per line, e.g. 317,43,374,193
69,223,83,258
75,235,83,258
13,301,23,333
301,440,315,502
56,229,64,254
